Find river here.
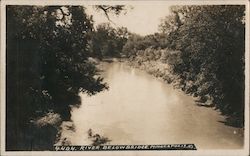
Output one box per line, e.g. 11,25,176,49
57,61,243,149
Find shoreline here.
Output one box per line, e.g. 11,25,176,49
123,57,244,133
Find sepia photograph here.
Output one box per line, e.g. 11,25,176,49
0,0,249,155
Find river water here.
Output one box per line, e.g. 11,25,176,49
58,61,243,149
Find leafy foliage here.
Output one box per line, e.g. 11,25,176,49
123,5,245,127
90,23,129,58
160,5,245,126
6,6,107,150
122,33,166,57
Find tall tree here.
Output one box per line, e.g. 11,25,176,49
160,5,245,126
6,5,107,150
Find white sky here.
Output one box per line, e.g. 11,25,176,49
85,5,171,36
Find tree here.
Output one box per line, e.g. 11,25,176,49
90,23,129,58
94,5,127,22
121,33,166,58
6,5,107,150
160,5,245,126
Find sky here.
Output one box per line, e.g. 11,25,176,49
85,5,171,36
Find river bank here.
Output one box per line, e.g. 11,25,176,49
91,57,244,129
55,61,244,149
124,57,244,135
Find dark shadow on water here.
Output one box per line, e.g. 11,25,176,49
97,69,105,72
194,99,244,129
195,98,215,108
64,123,76,132
87,129,111,146
102,59,113,63
196,103,215,108
218,120,242,128
218,116,244,128
61,137,72,146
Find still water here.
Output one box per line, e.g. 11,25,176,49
59,62,243,149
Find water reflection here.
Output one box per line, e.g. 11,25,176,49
59,62,243,149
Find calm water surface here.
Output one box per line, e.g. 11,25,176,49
59,62,243,149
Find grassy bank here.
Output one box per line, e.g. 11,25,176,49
126,49,244,128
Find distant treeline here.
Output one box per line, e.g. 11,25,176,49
90,23,129,58
122,5,245,127
6,4,245,151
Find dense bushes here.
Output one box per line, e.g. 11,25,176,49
122,33,166,57
6,6,107,150
163,5,245,126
